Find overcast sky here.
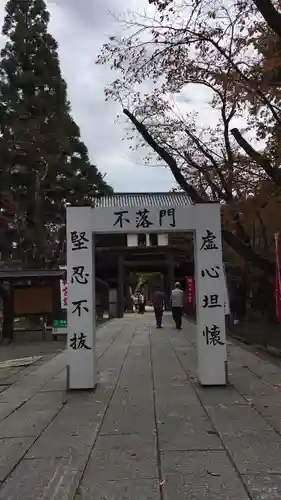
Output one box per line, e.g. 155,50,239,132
0,0,217,192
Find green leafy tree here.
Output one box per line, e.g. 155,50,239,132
0,0,112,267
0,0,112,341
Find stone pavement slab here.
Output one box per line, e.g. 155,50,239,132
26,401,102,459
0,401,21,421
205,403,272,435
75,478,160,500
162,450,249,500
157,412,223,451
243,474,281,500
1,313,281,499
222,428,281,474
83,433,158,481
0,456,86,500
0,436,35,482
0,391,64,438
100,394,155,435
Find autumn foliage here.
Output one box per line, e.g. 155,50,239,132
97,0,281,275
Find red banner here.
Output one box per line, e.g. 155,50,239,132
275,234,281,322
185,276,195,306
61,278,68,308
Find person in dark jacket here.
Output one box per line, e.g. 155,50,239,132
153,287,166,328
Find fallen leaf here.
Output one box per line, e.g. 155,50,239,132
159,480,166,487
207,470,220,477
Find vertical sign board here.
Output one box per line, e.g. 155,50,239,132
66,206,96,390
195,204,227,386
66,202,226,389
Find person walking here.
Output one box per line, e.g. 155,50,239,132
153,287,166,328
171,282,185,330
138,292,145,314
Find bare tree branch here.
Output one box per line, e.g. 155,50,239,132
183,151,225,201
206,36,281,126
124,107,276,275
184,127,232,200
123,108,205,203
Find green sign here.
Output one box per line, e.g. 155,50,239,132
53,319,67,328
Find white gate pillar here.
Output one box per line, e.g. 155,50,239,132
66,206,96,390
195,203,227,385
66,201,227,389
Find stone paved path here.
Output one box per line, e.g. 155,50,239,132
0,340,66,391
0,313,281,499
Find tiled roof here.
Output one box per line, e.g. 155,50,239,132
0,269,65,279
93,192,191,209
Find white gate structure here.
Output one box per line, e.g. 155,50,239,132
66,197,227,390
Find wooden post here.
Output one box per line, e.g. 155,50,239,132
167,249,175,299
163,272,169,310
1,281,13,342
117,252,124,318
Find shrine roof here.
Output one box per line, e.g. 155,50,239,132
93,192,191,209
0,268,65,280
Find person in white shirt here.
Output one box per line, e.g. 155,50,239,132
170,282,184,329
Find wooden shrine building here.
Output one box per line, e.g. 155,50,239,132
94,192,194,317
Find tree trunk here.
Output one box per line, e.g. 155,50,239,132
231,128,281,186
252,0,281,40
